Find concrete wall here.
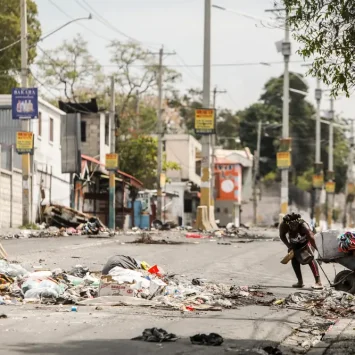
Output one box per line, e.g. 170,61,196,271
80,113,110,163
0,167,22,228
241,182,311,226
165,134,201,186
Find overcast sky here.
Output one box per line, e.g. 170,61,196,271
35,0,355,119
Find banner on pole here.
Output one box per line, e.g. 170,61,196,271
312,175,324,189
194,109,216,135
325,181,335,194
276,151,291,169
11,88,38,119
16,132,34,155
106,153,118,171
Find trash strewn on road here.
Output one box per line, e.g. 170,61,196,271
190,333,224,346
132,328,179,342
275,288,355,318
0,254,274,310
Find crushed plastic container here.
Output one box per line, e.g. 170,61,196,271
0,260,28,278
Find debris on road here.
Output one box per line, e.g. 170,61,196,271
190,333,224,346
0,254,274,311
0,205,114,240
275,288,355,318
132,328,179,342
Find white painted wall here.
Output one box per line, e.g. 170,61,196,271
164,134,201,186
0,95,71,223
165,181,186,225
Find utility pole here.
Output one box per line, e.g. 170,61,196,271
156,47,164,221
314,79,322,226
326,98,335,228
280,13,291,216
150,48,175,221
21,0,31,225
195,0,215,230
343,119,355,227
135,89,139,132
211,87,226,204
253,120,262,225
108,76,116,229
266,8,291,218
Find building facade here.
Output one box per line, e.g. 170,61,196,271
0,95,71,226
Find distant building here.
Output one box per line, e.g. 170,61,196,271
214,147,253,226
0,95,71,227
163,134,202,226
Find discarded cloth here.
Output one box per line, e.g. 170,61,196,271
338,231,355,252
132,328,178,342
102,255,139,275
190,333,224,346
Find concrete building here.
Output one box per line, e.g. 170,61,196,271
0,95,71,227
214,147,253,226
163,134,202,226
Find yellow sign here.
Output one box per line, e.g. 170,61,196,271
276,151,291,169
160,173,166,187
194,108,216,135
105,153,118,171
16,131,34,154
312,175,324,189
325,181,335,194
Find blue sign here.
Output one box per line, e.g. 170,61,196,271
11,88,38,120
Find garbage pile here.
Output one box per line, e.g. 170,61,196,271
275,288,355,318
0,255,275,310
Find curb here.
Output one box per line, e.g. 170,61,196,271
306,319,352,355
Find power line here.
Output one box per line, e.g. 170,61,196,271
76,0,160,48
48,0,112,42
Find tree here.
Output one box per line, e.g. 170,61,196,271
0,0,41,93
118,136,180,189
109,41,181,137
238,73,316,178
281,0,355,96
216,109,240,149
167,88,203,135
36,33,104,103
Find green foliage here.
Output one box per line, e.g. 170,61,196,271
0,0,41,93
263,171,277,186
37,34,104,102
118,136,180,189
296,168,313,191
282,0,355,96
216,109,240,149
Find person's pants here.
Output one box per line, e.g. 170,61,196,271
291,243,320,281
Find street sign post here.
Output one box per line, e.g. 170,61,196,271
11,88,38,120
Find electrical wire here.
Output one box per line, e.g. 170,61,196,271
76,0,160,48
48,0,113,42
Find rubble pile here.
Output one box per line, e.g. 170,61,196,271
0,255,274,310
275,288,355,318
0,204,113,240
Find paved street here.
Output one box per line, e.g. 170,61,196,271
0,234,349,354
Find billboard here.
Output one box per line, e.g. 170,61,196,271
11,88,38,119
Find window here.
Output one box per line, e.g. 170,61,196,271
81,121,87,142
105,115,109,145
49,118,54,142
38,112,42,137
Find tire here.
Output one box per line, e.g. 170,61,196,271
333,270,355,293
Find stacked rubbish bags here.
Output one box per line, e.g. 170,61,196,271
337,231,355,253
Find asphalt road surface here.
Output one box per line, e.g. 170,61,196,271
0,234,346,354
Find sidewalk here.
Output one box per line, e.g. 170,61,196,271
307,318,355,355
